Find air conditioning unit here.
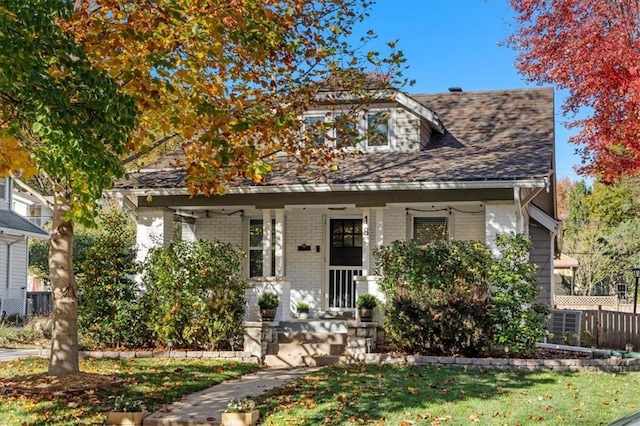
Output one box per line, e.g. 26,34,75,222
548,309,582,344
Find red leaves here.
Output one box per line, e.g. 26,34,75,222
509,0,640,181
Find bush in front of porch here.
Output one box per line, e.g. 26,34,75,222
142,239,246,350
375,234,548,357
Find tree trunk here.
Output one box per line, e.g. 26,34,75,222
48,190,79,375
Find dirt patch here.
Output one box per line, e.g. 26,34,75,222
0,372,123,396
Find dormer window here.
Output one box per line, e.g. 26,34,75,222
334,114,359,148
303,115,326,147
366,112,390,148
0,178,6,200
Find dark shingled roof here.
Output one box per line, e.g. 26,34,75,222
117,88,554,191
0,210,49,238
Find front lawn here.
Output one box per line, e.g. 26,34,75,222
0,357,260,426
258,363,640,425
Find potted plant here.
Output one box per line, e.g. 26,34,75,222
356,293,378,323
296,301,310,319
258,292,278,321
106,395,147,426
221,397,259,426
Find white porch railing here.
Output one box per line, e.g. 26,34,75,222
328,267,362,309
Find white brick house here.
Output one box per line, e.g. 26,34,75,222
113,88,559,322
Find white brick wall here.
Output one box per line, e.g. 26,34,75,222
383,207,407,243
285,214,325,314
485,202,518,256
194,215,243,246
452,210,486,241
136,208,174,262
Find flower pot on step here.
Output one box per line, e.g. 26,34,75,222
358,308,373,323
260,308,277,321
221,410,260,426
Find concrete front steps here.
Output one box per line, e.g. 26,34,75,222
264,327,349,368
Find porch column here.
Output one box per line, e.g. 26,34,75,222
375,208,384,247
362,208,371,276
485,202,518,256
274,209,285,277
262,209,273,277
136,208,174,263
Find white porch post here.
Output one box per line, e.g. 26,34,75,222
274,209,285,277
361,208,371,276
262,209,273,277
485,202,518,256
375,208,384,247
136,208,174,263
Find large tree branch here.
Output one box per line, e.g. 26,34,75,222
121,132,179,166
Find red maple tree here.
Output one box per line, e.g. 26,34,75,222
508,0,640,182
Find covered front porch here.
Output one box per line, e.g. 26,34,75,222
129,183,546,321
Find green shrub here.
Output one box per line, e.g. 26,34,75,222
356,293,378,309
296,302,309,311
78,209,153,349
488,234,550,354
258,292,279,309
142,239,246,350
375,239,494,356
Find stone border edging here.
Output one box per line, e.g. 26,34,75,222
36,349,260,363
348,353,640,372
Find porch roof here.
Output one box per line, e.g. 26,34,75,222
116,88,554,192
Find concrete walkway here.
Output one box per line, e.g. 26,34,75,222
143,367,318,426
0,348,43,362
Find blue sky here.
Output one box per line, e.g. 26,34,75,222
355,0,582,181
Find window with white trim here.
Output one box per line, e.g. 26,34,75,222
413,217,448,244
0,178,5,200
303,115,326,147
333,114,359,149
248,219,275,277
366,112,390,148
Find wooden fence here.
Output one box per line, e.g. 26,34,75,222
581,309,640,350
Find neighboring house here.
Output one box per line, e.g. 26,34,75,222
112,87,559,322
0,177,49,317
553,253,579,296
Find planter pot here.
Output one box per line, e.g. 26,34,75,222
298,311,309,319
260,308,277,321
221,410,260,426
358,308,373,323
105,411,148,426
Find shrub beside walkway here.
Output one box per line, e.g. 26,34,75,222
143,368,318,426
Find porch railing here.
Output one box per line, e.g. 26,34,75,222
328,267,362,309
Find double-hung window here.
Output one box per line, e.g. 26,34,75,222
248,219,275,277
366,112,390,148
0,178,6,201
303,115,326,147
413,217,448,244
334,114,359,149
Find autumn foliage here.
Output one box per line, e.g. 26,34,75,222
509,0,640,182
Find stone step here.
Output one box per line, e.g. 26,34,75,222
278,320,350,333
277,332,348,345
264,354,341,368
267,342,345,356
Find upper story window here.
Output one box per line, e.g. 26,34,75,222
303,115,326,147
366,112,390,148
334,114,359,149
413,217,448,245
0,178,6,200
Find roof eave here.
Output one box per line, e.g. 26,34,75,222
111,178,548,197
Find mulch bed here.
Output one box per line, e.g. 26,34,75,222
0,373,123,396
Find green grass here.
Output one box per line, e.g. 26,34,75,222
257,363,640,425
0,357,261,426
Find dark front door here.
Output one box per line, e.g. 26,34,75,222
328,219,362,309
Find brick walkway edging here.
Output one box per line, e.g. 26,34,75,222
349,353,640,372
36,349,640,372
37,349,260,364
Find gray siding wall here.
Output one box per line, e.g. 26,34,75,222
530,221,553,306
394,108,421,152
